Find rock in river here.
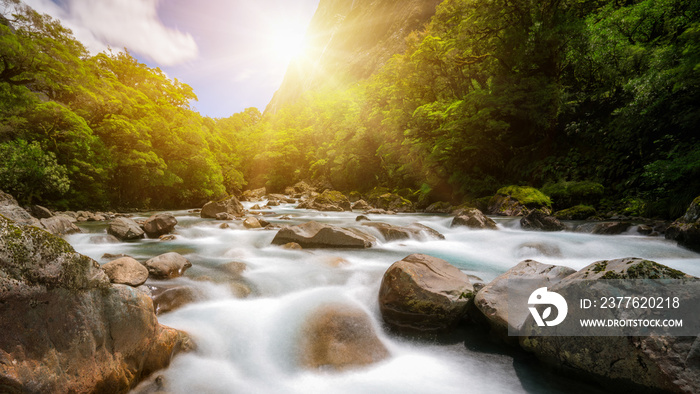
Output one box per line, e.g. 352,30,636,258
145,252,192,279
201,195,244,219
143,213,178,238
102,256,149,287
378,253,475,332
271,221,375,249
108,217,145,240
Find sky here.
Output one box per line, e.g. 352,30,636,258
22,0,321,118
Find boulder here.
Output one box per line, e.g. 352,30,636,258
520,258,697,393
425,201,453,213
473,260,575,342
144,252,192,279
282,242,303,250
487,186,552,216
298,303,389,371
355,215,370,222
297,190,351,212
201,195,244,219
575,221,631,235
378,254,474,332
369,193,414,213
29,205,53,219
102,257,149,287
351,199,371,210
0,215,191,393
241,187,266,201
554,204,597,220
0,190,41,227
215,212,235,220
450,208,498,230
40,215,82,235
107,217,145,240
271,221,375,249
243,217,262,229
666,196,700,252
143,213,178,238
520,210,566,231
149,284,199,315
361,222,444,241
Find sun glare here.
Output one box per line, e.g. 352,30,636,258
265,21,309,65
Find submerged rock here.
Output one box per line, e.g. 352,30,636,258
102,256,149,287
378,254,474,332
144,252,192,279
150,284,200,315
362,222,444,241
271,221,375,249
143,213,178,238
0,215,191,393
243,216,262,229
108,217,145,240
450,208,498,230
298,303,389,370
575,221,631,235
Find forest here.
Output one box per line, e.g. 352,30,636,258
1,0,698,218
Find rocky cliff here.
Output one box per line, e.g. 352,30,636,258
265,0,442,114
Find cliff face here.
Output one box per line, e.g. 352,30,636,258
265,0,442,114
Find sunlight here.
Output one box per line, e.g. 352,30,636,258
264,20,309,65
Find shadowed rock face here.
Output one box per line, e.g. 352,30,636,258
0,215,191,393
266,0,442,114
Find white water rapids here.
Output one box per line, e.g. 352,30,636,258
66,201,700,393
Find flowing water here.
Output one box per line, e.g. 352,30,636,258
66,202,700,394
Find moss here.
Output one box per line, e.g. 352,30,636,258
625,260,686,279
315,190,348,205
496,186,552,208
592,261,608,273
601,271,623,279
541,181,604,209
554,205,597,220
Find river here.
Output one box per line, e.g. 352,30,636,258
65,201,700,393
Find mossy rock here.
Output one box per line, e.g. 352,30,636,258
497,186,552,208
541,181,604,209
554,205,597,220
315,190,349,205
373,193,414,212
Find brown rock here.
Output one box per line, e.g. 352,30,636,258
40,215,82,235
271,221,375,249
378,254,474,332
299,304,389,370
362,222,444,241
450,208,498,230
150,285,199,315
520,210,566,232
201,195,244,219
102,257,149,287
108,217,145,240
145,252,192,279
143,213,178,238
243,217,262,229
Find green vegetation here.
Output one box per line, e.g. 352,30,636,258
1,0,698,217
554,205,597,221
496,186,552,209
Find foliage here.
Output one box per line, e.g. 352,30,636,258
542,181,604,209
0,139,69,204
496,186,552,208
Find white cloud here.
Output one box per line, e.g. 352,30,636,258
23,0,198,66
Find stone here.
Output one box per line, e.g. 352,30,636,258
473,260,574,342
215,212,235,220
298,304,389,370
520,210,566,231
159,234,177,241
40,215,82,235
425,201,453,213
297,190,351,212
271,221,375,249
450,208,498,230
201,195,244,219
520,258,696,392
102,257,149,287
144,252,192,279
515,242,563,258
242,187,267,201
220,261,247,277
487,186,552,216
149,284,199,315
554,205,597,220
378,253,474,332
355,215,370,222
107,217,145,240
243,217,262,229
282,242,303,250
351,199,371,210
143,213,178,238
90,234,121,244
0,215,191,393
362,222,444,241
30,205,53,219
0,190,41,227
575,221,632,235
666,196,700,252
369,193,414,213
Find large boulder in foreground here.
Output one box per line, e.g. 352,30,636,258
520,258,697,393
487,186,552,216
108,217,145,240
473,260,574,343
666,196,700,252
201,195,244,219
451,208,498,230
144,252,192,279
271,221,375,249
378,254,474,332
143,213,178,238
0,190,41,227
0,215,191,393
298,303,389,370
